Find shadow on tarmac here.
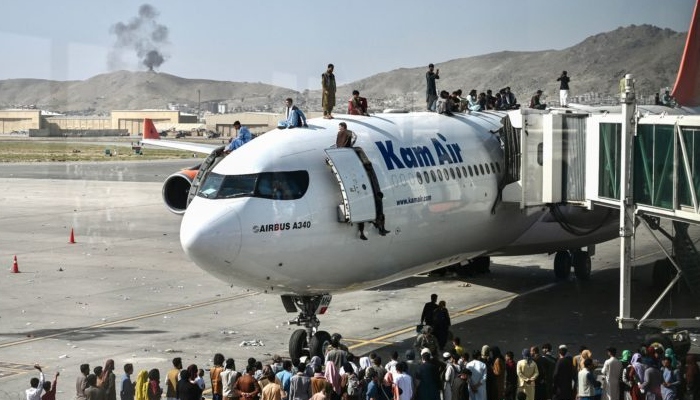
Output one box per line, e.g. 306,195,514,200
362,261,698,364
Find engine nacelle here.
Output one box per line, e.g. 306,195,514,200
162,169,198,215
162,146,226,215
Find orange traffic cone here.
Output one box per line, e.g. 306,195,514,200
11,255,19,273
69,228,75,244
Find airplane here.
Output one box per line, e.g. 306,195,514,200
141,2,700,362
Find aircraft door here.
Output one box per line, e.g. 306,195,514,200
324,148,377,223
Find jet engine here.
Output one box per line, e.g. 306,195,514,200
162,146,226,215
162,168,199,215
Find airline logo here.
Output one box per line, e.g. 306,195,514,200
375,133,463,170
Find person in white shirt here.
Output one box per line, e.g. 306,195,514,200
221,358,239,400
443,353,458,400
601,347,623,400
394,362,413,400
26,364,45,400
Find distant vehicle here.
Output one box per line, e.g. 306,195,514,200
206,130,220,139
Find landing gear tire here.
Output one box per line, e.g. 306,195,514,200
309,330,331,359
553,251,571,280
572,251,591,281
289,329,308,365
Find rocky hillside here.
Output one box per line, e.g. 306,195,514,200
0,24,686,114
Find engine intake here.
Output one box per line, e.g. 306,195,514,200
163,171,196,215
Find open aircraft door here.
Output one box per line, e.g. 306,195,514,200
324,148,377,223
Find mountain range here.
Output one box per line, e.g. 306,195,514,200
0,24,686,114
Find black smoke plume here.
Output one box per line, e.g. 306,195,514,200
108,4,169,71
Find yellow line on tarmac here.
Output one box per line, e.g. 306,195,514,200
0,292,259,349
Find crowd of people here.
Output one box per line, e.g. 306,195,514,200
23,331,700,400
22,297,700,400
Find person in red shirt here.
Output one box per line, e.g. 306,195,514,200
41,371,59,400
348,90,369,116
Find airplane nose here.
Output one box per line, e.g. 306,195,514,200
180,198,242,282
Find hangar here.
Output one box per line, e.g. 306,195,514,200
0,109,323,137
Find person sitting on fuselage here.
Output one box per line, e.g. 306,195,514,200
224,121,252,154
348,90,369,116
278,98,308,129
467,89,481,111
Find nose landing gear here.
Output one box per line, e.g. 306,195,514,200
282,294,333,363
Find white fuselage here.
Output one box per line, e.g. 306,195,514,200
179,112,611,294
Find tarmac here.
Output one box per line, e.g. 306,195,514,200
0,159,697,399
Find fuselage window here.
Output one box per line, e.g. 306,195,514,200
450,167,456,179
443,168,449,180
491,162,497,173
456,167,462,179
494,162,500,173
197,171,309,200
479,164,485,175
462,166,468,177
416,171,423,184
485,163,491,174
430,170,437,182
424,171,430,183
437,169,444,181
472,165,478,176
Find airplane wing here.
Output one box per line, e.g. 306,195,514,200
141,118,222,155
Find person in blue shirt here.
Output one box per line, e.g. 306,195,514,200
121,363,135,400
224,121,252,154
279,98,308,129
365,368,379,400
275,360,293,400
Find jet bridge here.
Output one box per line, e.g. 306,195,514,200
499,74,700,335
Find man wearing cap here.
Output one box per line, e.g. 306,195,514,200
553,345,575,400
443,353,458,400
601,347,623,400
530,90,546,110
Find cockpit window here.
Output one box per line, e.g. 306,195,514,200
197,171,309,200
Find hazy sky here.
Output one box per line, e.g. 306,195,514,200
0,0,695,90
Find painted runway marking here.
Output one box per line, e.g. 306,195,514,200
0,292,259,350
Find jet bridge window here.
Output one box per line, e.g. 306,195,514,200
197,171,309,200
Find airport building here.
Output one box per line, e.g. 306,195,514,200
0,109,324,137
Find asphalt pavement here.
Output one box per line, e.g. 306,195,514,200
0,160,697,399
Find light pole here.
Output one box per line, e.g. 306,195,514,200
197,89,201,119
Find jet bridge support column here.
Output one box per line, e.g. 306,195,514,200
618,74,637,329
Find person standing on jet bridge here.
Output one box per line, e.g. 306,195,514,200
557,71,570,107
426,64,440,111
322,64,336,119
